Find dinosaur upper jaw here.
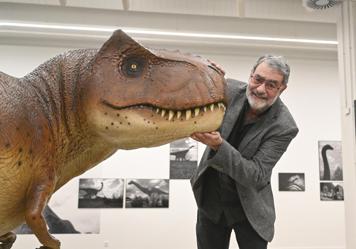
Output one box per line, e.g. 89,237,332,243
94,101,226,149
101,100,226,122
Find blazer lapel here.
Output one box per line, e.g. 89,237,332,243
220,88,247,139
238,98,281,151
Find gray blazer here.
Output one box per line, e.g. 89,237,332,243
190,78,299,242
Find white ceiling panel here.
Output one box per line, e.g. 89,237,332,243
0,0,337,23
246,0,337,23
66,0,123,10
0,0,58,4
128,0,237,17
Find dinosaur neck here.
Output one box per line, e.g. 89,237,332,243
131,182,149,194
23,49,97,142
17,49,118,189
322,147,331,180
55,135,116,191
0,71,16,86
99,182,104,191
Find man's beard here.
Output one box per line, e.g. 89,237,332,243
246,85,279,113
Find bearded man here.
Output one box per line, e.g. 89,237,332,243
190,55,299,249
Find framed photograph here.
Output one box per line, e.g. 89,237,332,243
126,179,169,208
318,141,343,181
78,178,124,208
278,173,305,191
169,137,198,179
320,182,344,201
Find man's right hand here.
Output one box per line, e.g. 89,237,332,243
191,131,223,151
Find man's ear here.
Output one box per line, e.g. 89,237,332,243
279,84,288,94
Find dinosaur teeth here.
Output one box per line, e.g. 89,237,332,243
186,110,191,120
194,107,200,117
168,110,174,121
218,103,226,111
154,102,225,120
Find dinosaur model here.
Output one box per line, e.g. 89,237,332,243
171,145,195,161
128,180,169,195
128,180,168,207
0,29,226,249
15,206,79,234
79,182,104,199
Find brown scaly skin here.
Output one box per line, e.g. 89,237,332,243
0,30,226,249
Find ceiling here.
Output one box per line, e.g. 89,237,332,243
0,0,337,23
0,0,340,58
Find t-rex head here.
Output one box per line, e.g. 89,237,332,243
82,30,226,149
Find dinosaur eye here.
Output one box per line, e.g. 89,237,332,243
121,57,145,78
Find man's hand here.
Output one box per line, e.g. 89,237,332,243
191,131,223,151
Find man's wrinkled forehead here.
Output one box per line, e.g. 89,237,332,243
254,62,284,82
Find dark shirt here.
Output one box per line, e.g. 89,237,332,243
202,100,258,226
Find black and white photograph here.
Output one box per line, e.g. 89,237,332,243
320,182,344,201
318,141,343,181
78,178,124,208
170,137,198,179
278,173,305,191
126,179,169,208
15,178,101,234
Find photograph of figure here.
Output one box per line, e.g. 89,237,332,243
125,179,169,208
278,173,305,191
320,182,344,201
318,141,343,181
170,137,198,179
78,178,124,208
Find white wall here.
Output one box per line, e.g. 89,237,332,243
0,43,344,249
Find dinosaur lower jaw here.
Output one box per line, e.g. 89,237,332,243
96,102,226,149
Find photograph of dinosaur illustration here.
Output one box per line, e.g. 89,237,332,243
0,29,226,249
78,178,124,208
318,141,343,181
126,179,169,208
320,182,344,201
169,138,198,179
278,173,305,191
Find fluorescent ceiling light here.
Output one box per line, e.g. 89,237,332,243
0,21,338,45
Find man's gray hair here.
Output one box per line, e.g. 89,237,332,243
251,55,290,85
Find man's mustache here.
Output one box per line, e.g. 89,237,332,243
252,90,268,99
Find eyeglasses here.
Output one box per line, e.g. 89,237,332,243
250,74,283,92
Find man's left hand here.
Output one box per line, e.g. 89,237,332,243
191,131,223,151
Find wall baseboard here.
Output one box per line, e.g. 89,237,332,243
229,247,344,249
267,247,343,249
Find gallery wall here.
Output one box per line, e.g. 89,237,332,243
0,41,344,249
